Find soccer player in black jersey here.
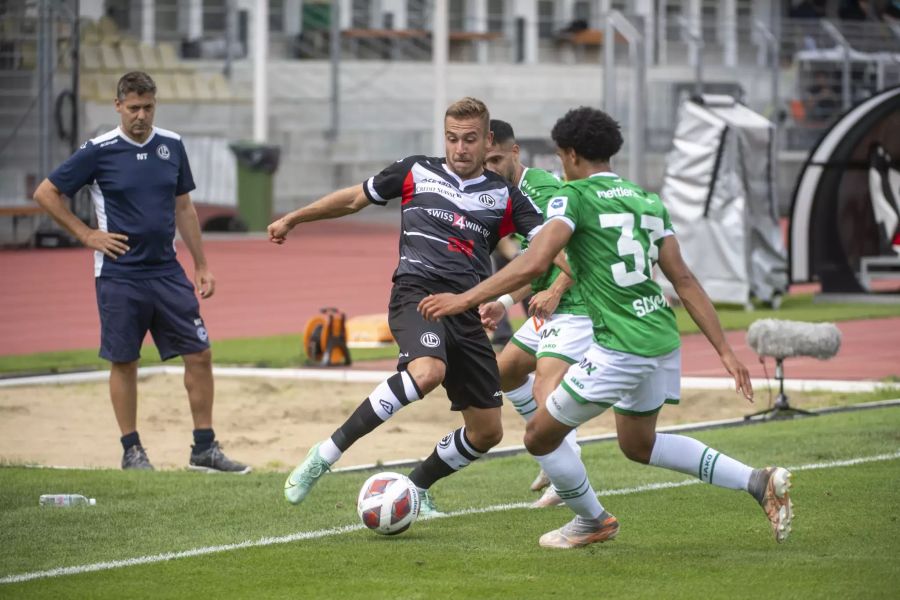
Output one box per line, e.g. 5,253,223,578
269,97,544,515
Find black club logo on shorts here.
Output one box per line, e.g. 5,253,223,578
420,332,441,348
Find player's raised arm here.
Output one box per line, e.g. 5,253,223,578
267,184,370,244
419,219,573,320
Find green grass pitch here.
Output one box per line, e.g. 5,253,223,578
1,406,899,598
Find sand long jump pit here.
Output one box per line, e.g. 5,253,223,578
0,368,863,471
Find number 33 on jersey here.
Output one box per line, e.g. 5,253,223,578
546,173,681,358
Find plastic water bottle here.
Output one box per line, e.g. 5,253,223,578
39,494,96,507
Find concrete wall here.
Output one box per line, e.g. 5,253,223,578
73,59,801,215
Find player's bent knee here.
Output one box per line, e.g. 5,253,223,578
523,422,554,456
618,437,653,464
466,420,503,450
405,358,445,393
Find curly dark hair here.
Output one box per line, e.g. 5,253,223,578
490,119,516,145
551,107,623,162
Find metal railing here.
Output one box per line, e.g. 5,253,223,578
0,0,79,199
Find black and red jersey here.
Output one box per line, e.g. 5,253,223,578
363,155,544,292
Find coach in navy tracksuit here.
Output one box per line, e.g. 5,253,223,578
33,71,248,473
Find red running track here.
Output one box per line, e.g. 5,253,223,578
1,221,898,381
0,221,401,356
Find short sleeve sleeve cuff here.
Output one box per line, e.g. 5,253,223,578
363,177,387,205
547,215,576,231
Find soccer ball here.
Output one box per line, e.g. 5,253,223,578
357,472,420,535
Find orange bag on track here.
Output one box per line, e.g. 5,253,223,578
303,307,351,367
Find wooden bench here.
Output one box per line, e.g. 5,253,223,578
565,29,604,47
555,28,629,62
0,204,44,245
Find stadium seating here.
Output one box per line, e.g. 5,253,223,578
72,18,236,105
137,43,162,71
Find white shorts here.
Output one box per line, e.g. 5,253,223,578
510,313,593,364
547,344,682,427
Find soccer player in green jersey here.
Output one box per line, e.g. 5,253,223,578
419,107,793,549
481,119,592,507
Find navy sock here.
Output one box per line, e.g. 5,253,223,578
121,431,141,451
193,428,215,453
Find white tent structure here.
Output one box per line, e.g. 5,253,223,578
657,94,788,306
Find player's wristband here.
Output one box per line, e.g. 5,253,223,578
497,294,515,311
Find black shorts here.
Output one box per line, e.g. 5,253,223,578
388,277,502,411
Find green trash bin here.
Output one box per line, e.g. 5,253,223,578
230,142,281,232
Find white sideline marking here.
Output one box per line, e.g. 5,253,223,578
1,365,895,393
2,450,898,586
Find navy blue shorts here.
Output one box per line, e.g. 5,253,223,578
96,272,210,363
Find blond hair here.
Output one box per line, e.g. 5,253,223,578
445,97,490,132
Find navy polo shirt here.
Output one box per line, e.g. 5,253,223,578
49,126,196,278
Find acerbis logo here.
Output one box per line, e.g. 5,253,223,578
379,399,395,415
478,194,496,208
156,144,170,160
420,332,441,348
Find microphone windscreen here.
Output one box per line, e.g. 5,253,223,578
746,319,842,360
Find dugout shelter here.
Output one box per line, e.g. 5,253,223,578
789,85,900,293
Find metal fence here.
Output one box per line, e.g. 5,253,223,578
0,0,86,246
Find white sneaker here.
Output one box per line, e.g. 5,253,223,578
530,469,551,492
530,485,565,508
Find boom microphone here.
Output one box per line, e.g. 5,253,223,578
746,319,842,360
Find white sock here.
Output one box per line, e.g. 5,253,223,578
318,438,342,464
505,373,537,420
435,427,486,470
649,433,752,491
533,442,605,519
368,371,422,421
564,428,581,457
